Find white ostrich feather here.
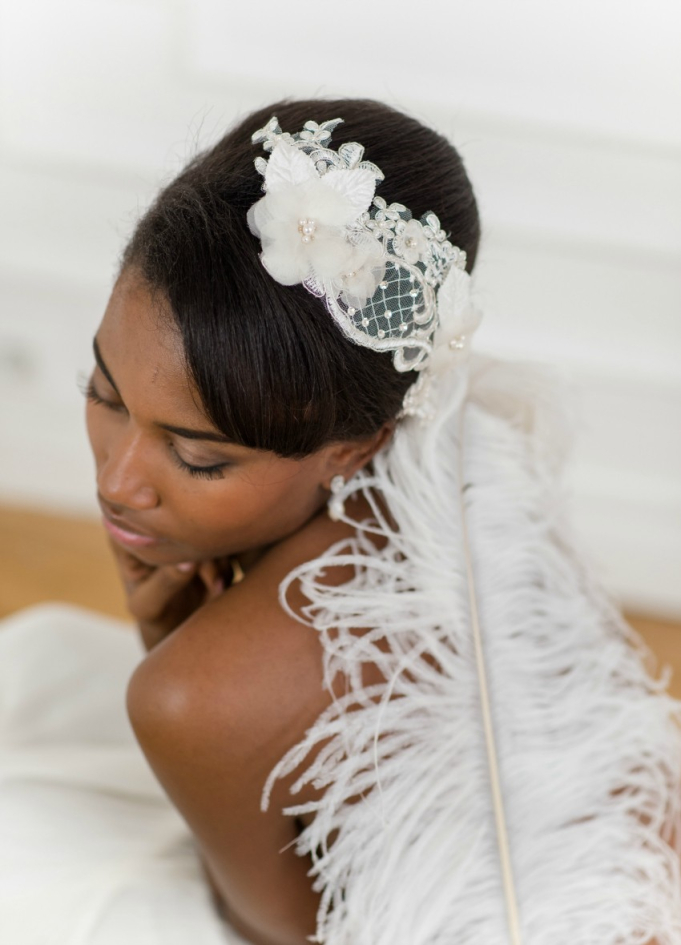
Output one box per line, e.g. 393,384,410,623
263,352,681,945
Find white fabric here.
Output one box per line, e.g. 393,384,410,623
0,602,249,945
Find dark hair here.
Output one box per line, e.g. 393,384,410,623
122,98,480,457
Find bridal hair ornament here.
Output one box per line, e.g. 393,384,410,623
247,117,483,419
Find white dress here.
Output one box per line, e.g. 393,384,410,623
0,602,249,945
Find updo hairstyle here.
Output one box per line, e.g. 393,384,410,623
121,99,480,457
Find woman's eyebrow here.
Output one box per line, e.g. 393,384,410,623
92,336,233,444
92,337,119,394
157,422,232,444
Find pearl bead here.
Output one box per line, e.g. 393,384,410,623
297,218,317,242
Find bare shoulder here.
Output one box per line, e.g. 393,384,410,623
127,503,359,747
124,504,365,942
126,491,382,771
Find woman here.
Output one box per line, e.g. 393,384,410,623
1,98,680,945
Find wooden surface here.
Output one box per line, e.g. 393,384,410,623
1,503,680,698
0,503,128,622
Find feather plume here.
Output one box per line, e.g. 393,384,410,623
263,352,681,945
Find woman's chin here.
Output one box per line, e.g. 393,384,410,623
107,539,195,570
115,542,236,572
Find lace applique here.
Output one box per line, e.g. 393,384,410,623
247,116,482,413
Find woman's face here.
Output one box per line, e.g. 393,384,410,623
86,271,359,568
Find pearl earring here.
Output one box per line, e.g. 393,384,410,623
328,474,346,522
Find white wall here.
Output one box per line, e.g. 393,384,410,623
0,0,679,616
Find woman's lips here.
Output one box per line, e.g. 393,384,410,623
101,514,161,549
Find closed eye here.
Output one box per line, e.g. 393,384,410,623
168,444,228,480
81,378,126,412
82,374,228,480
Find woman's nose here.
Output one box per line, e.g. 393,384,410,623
96,427,159,511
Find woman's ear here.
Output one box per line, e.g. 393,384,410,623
322,421,395,489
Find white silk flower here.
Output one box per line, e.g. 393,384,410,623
429,265,482,376
247,140,380,288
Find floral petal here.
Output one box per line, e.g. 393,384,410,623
338,141,365,168
322,167,377,221
260,232,311,285
265,140,318,192
256,187,304,226
428,266,483,374
297,179,352,227
338,244,386,307
308,232,355,283
247,197,271,237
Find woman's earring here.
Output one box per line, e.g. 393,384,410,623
328,474,346,522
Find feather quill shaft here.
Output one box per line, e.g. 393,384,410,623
458,408,524,945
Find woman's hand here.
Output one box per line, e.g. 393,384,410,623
110,544,226,651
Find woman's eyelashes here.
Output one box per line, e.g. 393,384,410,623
168,445,227,480
81,377,227,481
82,378,125,412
